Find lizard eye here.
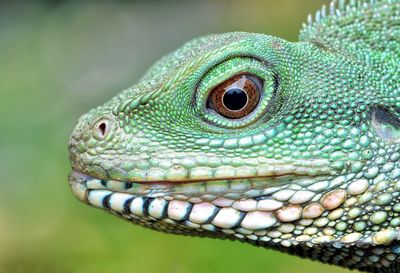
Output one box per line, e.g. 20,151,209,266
207,74,262,119
197,57,276,128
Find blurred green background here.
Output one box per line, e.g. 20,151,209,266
0,1,355,273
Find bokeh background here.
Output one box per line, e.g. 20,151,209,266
1,1,355,273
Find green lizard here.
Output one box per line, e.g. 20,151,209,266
68,0,400,272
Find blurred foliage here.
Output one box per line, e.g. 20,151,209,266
0,1,355,273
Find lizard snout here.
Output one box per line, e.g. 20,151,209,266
68,111,117,175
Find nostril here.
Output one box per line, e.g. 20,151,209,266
93,119,111,140
98,122,107,137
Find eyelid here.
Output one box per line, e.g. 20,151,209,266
192,54,273,107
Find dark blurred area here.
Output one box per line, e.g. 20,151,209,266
0,1,353,273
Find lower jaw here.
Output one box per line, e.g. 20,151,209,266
68,171,400,272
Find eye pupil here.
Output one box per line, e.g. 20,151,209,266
223,88,248,111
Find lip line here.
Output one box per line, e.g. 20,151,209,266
70,168,330,185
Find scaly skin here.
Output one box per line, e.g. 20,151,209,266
68,1,400,272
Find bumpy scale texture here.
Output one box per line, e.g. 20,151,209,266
68,0,400,272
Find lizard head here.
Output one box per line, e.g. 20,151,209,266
68,31,400,260
70,32,340,182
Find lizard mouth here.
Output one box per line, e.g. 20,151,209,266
70,168,323,197
69,158,336,204
69,162,339,232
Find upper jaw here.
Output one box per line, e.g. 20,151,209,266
69,156,335,184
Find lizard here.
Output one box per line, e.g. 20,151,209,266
68,0,400,272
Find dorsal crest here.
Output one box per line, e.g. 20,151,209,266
300,0,400,78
